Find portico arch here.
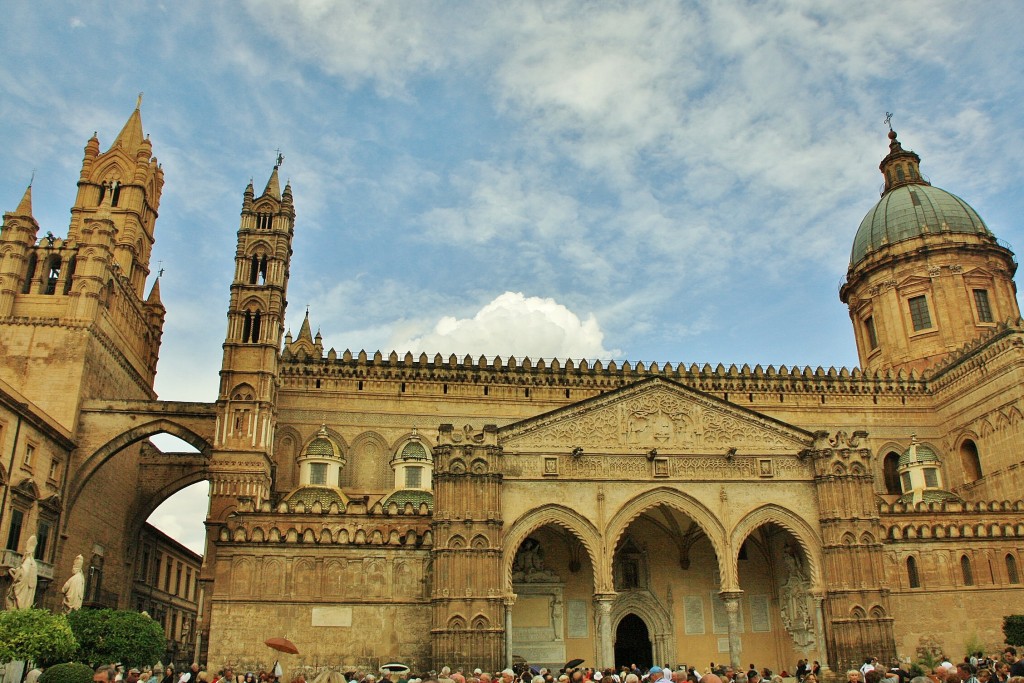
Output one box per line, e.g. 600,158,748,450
606,487,729,589
503,504,602,593
729,503,823,592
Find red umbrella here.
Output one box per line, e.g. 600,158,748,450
265,637,299,655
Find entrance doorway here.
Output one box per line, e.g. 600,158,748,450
614,613,652,670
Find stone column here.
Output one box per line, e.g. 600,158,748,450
813,594,829,671
720,590,743,670
504,595,516,669
594,593,615,669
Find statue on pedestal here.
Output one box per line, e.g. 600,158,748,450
7,535,38,610
62,554,86,612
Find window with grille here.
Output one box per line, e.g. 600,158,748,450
405,466,422,488
924,468,939,488
973,289,993,322
309,462,327,485
900,471,912,492
908,295,932,331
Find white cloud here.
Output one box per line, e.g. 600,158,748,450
395,291,617,360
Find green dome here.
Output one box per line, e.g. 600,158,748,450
400,441,429,460
851,184,990,267
898,489,962,505
898,441,940,468
288,485,346,509
381,489,434,511
305,436,335,458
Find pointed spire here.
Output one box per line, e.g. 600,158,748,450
263,165,281,200
110,100,145,152
146,277,163,306
296,309,313,343
15,184,33,217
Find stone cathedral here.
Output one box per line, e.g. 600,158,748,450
1,105,1023,675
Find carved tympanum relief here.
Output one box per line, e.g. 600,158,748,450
502,381,808,454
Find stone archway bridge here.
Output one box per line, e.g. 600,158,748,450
66,398,219,535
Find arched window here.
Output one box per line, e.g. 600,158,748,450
882,451,901,495
44,256,61,295
248,254,268,285
241,310,261,343
960,439,983,482
1007,554,1020,585
256,213,272,230
906,556,920,588
63,256,77,294
960,555,974,586
22,252,37,293
110,181,121,207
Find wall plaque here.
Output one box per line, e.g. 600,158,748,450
567,599,589,638
684,595,705,634
311,606,352,627
749,595,771,632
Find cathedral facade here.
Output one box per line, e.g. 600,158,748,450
1,106,1023,675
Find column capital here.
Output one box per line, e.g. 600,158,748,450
503,595,517,607
718,589,744,601
593,592,617,606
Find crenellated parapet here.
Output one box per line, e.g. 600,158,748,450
880,499,1024,541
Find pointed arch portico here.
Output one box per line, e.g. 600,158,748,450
502,504,604,593
729,503,824,592
605,486,731,589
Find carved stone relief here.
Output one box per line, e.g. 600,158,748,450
501,382,807,454
778,548,816,652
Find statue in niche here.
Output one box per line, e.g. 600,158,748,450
778,545,816,651
61,554,86,612
512,538,560,583
551,597,564,640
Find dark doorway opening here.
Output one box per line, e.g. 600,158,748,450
614,613,652,670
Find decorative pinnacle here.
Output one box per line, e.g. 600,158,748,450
275,148,284,169
136,92,144,109
884,112,894,131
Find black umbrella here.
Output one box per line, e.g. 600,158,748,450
565,660,585,670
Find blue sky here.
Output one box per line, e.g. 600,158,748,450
3,2,1024,553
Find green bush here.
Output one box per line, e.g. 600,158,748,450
68,609,164,668
1004,615,1024,646
0,609,78,668
38,663,95,683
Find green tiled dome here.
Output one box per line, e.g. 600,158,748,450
381,489,433,511
400,441,429,460
898,441,939,468
851,184,990,267
898,489,962,505
287,486,346,509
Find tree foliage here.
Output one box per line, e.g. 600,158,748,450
1005,615,1024,646
0,609,78,667
68,609,165,668
38,663,95,683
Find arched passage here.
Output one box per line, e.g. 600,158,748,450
503,505,600,670
614,614,652,669
605,487,729,586
730,506,827,673
65,417,213,518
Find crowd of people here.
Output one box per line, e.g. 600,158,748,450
84,647,1024,683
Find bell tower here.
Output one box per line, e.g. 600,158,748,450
211,160,295,519
0,102,166,428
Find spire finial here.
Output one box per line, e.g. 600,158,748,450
157,260,165,278
275,148,284,169
884,111,894,132
137,92,144,109
29,170,35,187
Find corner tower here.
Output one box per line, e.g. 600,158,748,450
839,127,1019,374
0,103,166,427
